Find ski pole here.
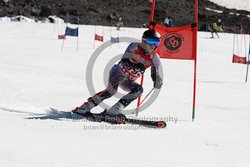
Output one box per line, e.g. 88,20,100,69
134,87,155,115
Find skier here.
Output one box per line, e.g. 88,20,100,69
73,30,163,119
164,16,173,27
114,16,124,30
209,19,223,38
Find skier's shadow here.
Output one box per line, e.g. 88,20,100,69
0,107,82,121
27,108,83,121
27,108,73,120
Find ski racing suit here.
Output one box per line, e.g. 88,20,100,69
89,42,162,113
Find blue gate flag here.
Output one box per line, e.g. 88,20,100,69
111,37,119,43
65,26,79,37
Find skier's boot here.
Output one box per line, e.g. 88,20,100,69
101,102,126,123
72,99,96,116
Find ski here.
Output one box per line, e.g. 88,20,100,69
124,117,166,128
72,111,166,128
72,111,126,124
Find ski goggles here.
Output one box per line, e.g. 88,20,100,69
145,38,160,46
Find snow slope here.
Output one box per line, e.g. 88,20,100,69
209,0,250,11
0,20,250,167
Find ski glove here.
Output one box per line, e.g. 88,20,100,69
154,77,163,89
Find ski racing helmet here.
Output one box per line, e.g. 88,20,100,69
142,30,161,47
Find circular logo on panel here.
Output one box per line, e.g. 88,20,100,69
164,33,183,52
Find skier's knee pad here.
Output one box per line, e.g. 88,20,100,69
131,85,144,97
118,86,143,107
